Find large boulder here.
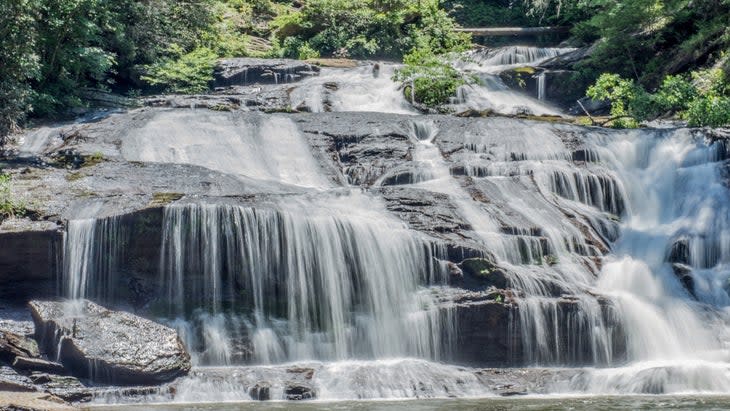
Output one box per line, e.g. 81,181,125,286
0,329,40,363
214,58,320,87
29,300,190,385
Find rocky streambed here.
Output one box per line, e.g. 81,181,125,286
1,56,728,408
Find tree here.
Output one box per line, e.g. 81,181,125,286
0,0,40,141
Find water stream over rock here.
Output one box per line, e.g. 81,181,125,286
9,45,730,404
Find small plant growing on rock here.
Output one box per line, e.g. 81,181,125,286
544,255,559,266
0,173,26,220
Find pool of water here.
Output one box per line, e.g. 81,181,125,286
85,395,730,411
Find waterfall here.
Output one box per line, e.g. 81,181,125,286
61,193,454,366
449,46,573,116
159,202,451,364
120,111,332,189
56,106,730,400
537,72,546,101
290,64,418,114
63,215,128,302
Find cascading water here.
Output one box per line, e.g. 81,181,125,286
450,46,574,115
537,72,546,101
158,199,452,364
566,130,730,393
286,46,573,116
290,64,418,114
47,45,730,402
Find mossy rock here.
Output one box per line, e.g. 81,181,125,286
150,192,184,206
459,258,508,289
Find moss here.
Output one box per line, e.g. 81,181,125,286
150,192,184,206
209,104,233,112
305,58,358,68
82,152,105,167
65,171,85,182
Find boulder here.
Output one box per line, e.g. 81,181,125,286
671,263,696,298
12,357,66,375
214,58,320,87
0,366,36,392
284,381,316,400
668,237,690,265
29,300,191,385
248,381,271,401
0,330,40,363
31,373,92,403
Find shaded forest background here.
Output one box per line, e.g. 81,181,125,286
1,0,729,139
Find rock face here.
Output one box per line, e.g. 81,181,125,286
0,329,40,363
29,300,191,385
0,226,62,303
214,58,320,87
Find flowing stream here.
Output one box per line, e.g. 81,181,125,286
57,46,730,404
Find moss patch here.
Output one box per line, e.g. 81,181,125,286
150,192,184,206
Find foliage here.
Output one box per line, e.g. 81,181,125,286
586,73,640,128
685,95,730,128
0,174,26,219
0,0,39,141
394,48,472,107
272,0,471,59
587,69,730,128
141,46,218,94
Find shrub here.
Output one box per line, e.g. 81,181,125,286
272,0,470,60
685,95,730,127
141,46,217,94
297,42,321,60
586,73,640,127
394,48,472,107
0,173,26,219
586,69,730,128
655,74,697,113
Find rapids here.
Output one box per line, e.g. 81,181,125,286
51,46,730,403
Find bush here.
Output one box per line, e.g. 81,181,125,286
297,42,320,60
272,0,470,60
141,46,217,94
0,174,26,220
685,95,730,127
586,69,730,128
586,73,640,127
394,48,472,107
655,74,697,113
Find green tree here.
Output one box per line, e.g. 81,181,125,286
0,0,40,141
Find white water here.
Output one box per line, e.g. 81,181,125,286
449,46,573,115
120,111,332,189
286,46,573,116
291,65,418,114
56,46,730,402
159,196,451,364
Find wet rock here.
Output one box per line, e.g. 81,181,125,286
0,330,40,363
286,367,315,380
0,366,36,392
29,300,191,385
668,237,690,264
458,258,509,289
671,263,696,298
570,96,610,116
248,381,271,401
284,381,316,400
12,357,66,375
34,373,92,403
0,228,62,303
214,58,320,87
540,46,595,71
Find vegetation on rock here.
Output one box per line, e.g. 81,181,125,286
0,174,26,220
587,69,730,127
